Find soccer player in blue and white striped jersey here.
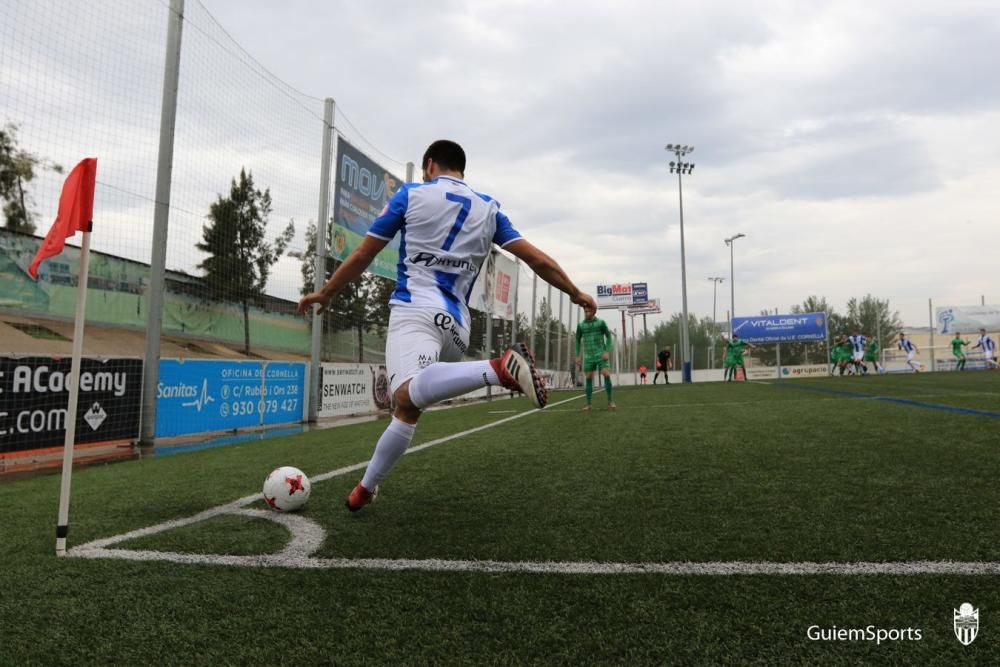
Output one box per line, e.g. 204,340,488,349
298,140,595,512
847,329,868,375
897,332,921,372
972,328,999,369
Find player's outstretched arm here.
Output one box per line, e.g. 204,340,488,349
297,235,389,315
505,239,595,310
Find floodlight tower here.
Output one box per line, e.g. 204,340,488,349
724,233,746,336
667,143,695,383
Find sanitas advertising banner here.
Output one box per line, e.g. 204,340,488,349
330,138,405,280
596,282,648,309
156,360,306,437
936,305,1000,335
731,312,827,343
0,356,142,454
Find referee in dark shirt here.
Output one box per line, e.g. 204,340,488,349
653,347,671,384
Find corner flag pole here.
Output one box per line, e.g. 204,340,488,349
27,156,98,556
56,226,92,556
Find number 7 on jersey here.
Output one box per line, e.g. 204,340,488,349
441,193,471,251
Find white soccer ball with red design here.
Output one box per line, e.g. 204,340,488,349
263,466,311,511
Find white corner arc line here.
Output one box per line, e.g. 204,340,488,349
69,393,585,553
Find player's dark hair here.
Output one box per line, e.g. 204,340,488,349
423,140,466,174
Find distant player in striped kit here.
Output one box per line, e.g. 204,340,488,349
847,329,868,375
897,332,920,372
576,304,616,410
971,328,999,369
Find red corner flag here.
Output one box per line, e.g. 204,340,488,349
28,157,97,279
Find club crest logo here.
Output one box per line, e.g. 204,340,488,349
954,602,979,645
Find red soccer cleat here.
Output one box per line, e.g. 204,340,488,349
490,342,547,408
345,481,378,513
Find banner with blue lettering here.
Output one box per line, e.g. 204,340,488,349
156,360,306,437
731,312,827,343
330,138,405,280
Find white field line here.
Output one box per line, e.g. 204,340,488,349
67,391,1000,577
542,391,1000,413
66,544,1000,576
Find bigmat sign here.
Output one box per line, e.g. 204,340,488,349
0,356,142,454
731,312,828,343
596,282,648,308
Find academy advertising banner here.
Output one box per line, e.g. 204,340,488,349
330,139,405,281
317,363,392,418
468,250,519,320
0,356,142,454
155,360,306,437
731,312,827,343
936,305,1000,335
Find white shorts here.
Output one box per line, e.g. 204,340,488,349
906,350,917,362
385,306,470,394
852,350,864,362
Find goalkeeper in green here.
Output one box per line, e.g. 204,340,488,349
575,303,616,410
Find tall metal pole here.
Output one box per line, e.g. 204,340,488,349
544,283,552,368
725,233,745,338
529,272,537,354
511,259,519,344
729,241,735,336
876,317,882,368
555,290,564,382
141,0,185,445
566,301,574,379
630,313,637,384
928,298,935,371
485,251,496,357
708,277,724,368
678,168,689,380
667,144,694,383
308,98,336,423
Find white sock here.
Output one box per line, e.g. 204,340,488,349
408,360,499,409
361,417,417,490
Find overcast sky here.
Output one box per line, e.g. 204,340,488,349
4,0,998,332
198,0,999,329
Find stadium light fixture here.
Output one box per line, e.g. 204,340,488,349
667,143,696,383
724,233,747,337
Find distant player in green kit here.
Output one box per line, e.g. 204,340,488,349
952,333,969,370
863,334,884,374
831,335,852,376
575,303,615,410
724,334,754,381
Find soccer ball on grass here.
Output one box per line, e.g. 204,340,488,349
263,466,311,511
